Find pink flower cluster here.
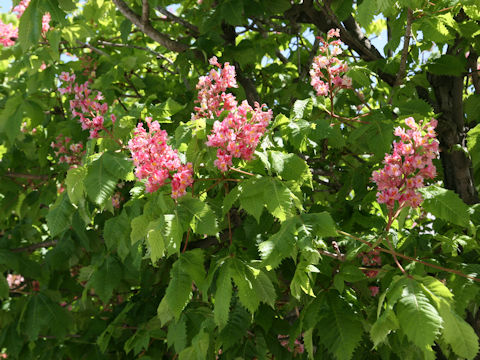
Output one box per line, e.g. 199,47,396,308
372,117,439,209
310,28,352,97
196,57,273,172
278,334,305,355
7,274,24,289
59,72,116,138
50,134,84,166
0,21,17,47
12,0,50,33
128,117,193,198
359,247,381,278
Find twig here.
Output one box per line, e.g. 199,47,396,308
112,0,189,53
156,6,199,36
337,230,480,283
141,0,149,25
394,8,413,87
229,167,254,176
76,40,109,56
4,172,50,180
11,240,58,253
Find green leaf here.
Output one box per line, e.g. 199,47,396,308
231,258,260,313
301,212,337,237
220,0,244,25
18,0,42,51
291,99,312,120
264,179,293,222
178,196,218,235
164,213,184,256
167,317,187,353
214,263,233,329
370,309,399,347
160,250,204,321
130,214,149,244
396,279,443,349
318,293,363,360
427,55,467,76
258,217,297,269
23,293,72,341
89,256,122,303
46,193,75,236
102,151,134,180
104,211,131,261
0,274,9,300
65,166,87,205
84,155,118,205
419,185,470,227
268,151,312,184
357,0,378,31
438,301,479,360
146,220,166,264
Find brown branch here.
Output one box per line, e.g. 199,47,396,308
11,240,58,253
75,40,109,56
112,0,189,53
156,6,199,36
467,50,480,94
4,172,50,180
97,40,174,65
394,8,413,87
141,0,149,25
337,230,480,283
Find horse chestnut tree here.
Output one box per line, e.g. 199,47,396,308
0,0,480,359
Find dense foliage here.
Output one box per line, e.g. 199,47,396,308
1,0,480,359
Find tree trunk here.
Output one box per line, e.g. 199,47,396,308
427,73,479,205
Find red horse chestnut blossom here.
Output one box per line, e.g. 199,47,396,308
372,117,439,210
310,29,352,98
128,117,193,198
0,21,17,47
195,57,273,172
59,72,115,139
50,134,84,167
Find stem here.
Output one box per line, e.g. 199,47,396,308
337,230,480,283
182,229,190,253
384,234,407,275
224,182,233,246
229,167,254,176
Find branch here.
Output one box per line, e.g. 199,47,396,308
394,8,413,87
4,172,50,180
156,6,199,36
11,240,58,253
112,0,189,53
337,230,480,283
141,0,149,25
467,50,480,94
75,40,109,56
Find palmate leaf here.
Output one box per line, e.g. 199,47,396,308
370,309,399,347
317,293,363,360
102,151,134,180
0,274,9,300
178,196,218,235
438,301,479,359
419,185,470,227
88,256,122,303
158,249,205,321
214,263,233,329
167,316,187,353
264,178,295,221
65,166,87,204
396,279,443,349
46,193,75,237
18,0,42,51
104,211,131,261
267,151,312,185
22,293,72,341
84,155,117,205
